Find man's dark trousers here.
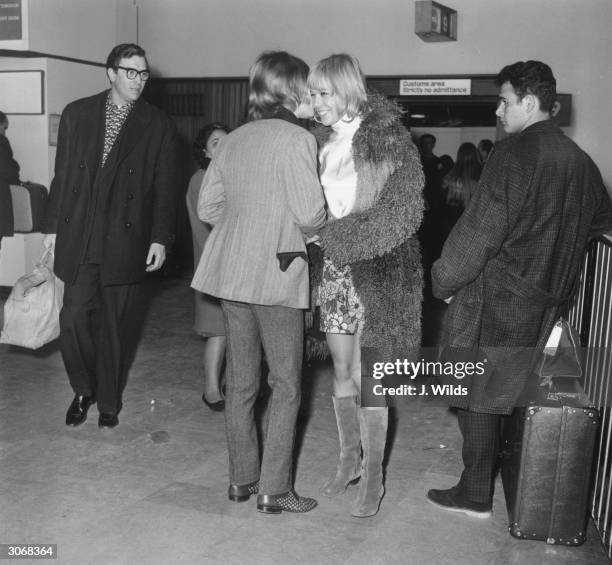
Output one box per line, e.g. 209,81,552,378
59,263,138,415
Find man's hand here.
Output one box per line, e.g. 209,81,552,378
43,233,56,250
146,243,166,272
444,296,454,305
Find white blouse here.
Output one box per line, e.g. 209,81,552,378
319,115,362,219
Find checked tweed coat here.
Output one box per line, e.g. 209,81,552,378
432,119,612,414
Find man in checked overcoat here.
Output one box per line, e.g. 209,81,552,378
427,60,612,518
42,43,178,429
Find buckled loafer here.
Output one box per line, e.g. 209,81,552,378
65,395,93,427
257,490,318,514
98,413,119,429
228,480,259,502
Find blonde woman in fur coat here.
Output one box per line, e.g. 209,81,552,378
308,54,424,517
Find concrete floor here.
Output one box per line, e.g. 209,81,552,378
1,275,610,565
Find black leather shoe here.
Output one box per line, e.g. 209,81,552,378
426,485,492,518
98,413,119,429
202,393,225,412
228,480,259,502
257,490,318,514
65,395,93,427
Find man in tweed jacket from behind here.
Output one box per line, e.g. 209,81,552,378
427,60,612,518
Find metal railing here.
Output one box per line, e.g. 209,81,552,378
568,236,612,559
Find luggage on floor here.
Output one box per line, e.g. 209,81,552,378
0,247,63,349
10,182,48,232
500,378,598,546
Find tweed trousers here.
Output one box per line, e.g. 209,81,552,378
456,409,501,504
221,300,304,495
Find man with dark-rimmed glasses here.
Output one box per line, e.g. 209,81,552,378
42,43,178,429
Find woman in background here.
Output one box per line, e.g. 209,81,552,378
185,122,230,410
192,51,326,514
477,138,494,163
308,54,424,517
441,141,483,234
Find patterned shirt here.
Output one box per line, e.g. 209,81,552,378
102,95,134,166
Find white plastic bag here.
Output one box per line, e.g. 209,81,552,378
0,248,64,349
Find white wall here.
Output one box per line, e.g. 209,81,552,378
0,0,133,286
46,59,109,181
2,0,611,283
28,0,137,62
0,57,48,189
0,57,47,285
136,0,612,189
0,56,107,286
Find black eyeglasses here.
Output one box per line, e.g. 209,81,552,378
115,66,150,81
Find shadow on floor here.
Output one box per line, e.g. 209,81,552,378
0,276,609,565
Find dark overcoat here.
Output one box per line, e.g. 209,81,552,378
42,90,178,285
0,134,20,238
432,119,612,414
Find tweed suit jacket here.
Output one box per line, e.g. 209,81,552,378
191,115,326,309
42,91,178,285
432,119,612,413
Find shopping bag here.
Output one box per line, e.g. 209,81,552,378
0,248,64,349
537,317,583,379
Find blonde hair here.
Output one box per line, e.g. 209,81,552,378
247,51,309,121
307,53,367,120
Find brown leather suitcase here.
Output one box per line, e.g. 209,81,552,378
10,182,48,233
501,379,598,546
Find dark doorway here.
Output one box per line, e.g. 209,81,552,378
143,78,249,274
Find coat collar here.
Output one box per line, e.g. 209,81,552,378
520,118,559,136
79,92,106,178
81,90,153,169
115,95,152,163
259,104,300,126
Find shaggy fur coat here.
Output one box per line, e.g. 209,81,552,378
311,94,424,358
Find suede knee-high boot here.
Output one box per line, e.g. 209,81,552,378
322,395,362,496
352,407,388,517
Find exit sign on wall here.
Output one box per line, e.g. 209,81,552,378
0,0,22,40
415,1,457,42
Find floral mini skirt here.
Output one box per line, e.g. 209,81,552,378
319,257,364,334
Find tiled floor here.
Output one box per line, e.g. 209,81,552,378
1,275,610,565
